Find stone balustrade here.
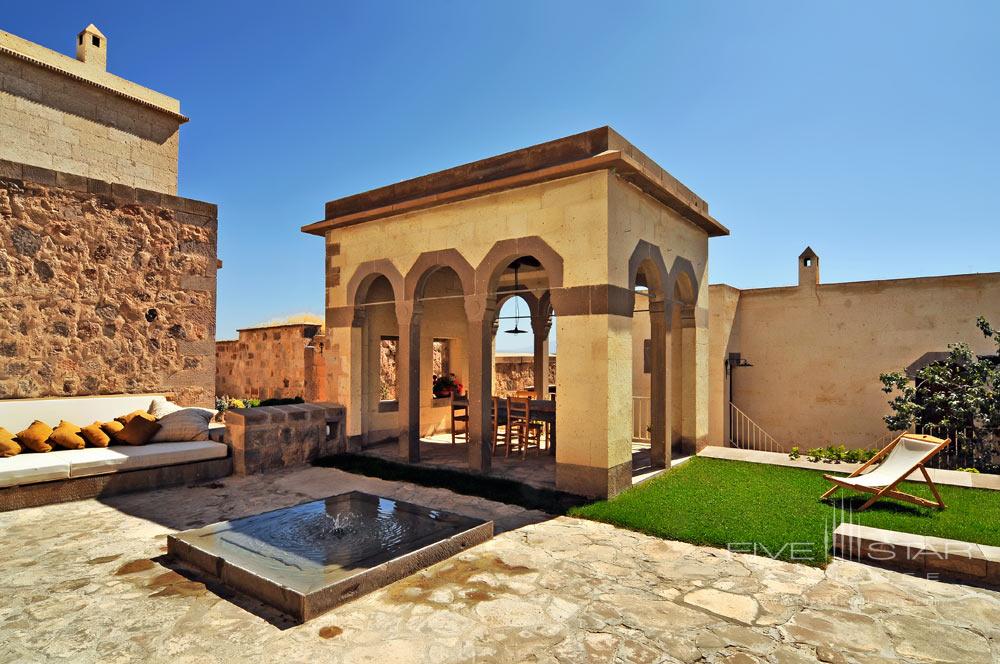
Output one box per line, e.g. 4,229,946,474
223,403,345,475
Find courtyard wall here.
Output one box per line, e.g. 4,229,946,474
709,256,1000,450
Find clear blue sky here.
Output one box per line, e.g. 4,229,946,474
5,2,998,353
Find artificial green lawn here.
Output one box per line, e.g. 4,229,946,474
569,457,1000,565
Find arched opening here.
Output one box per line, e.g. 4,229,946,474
355,274,399,446
412,266,470,441
670,271,698,456
487,255,556,459
631,259,668,471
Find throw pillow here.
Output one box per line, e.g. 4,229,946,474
16,420,53,453
115,410,157,426
49,421,86,450
80,422,111,448
100,420,125,441
0,427,20,457
148,397,183,419
115,417,161,446
150,407,214,442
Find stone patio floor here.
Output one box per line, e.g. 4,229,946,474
1,466,998,663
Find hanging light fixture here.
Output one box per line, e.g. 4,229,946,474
505,264,528,334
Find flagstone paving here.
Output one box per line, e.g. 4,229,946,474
1,466,998,663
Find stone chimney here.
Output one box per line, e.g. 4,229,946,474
76,24,107,70
798,246,820,288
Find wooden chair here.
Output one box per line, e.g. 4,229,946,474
820,433,950,511
507,397,543,458
491,396,508,456
450,397,469,445
515,390,533,399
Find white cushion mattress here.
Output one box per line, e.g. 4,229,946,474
0,441,228,486
63,441,229,478
0,454,71,488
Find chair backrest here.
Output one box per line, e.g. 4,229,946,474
880,435,948,476
515,390,533,399
491,396,502,424
507,396,531,423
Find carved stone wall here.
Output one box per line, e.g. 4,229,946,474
0,160,218,406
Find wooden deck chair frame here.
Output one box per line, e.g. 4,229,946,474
820,433,950,511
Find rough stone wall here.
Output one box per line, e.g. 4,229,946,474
0,160,217,406
215,324,324,400
0,52,181,195
494,355,557,396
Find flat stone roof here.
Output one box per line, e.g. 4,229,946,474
302,127,728,237
0,29,187,123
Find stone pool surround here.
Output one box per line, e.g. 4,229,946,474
2,465,997,662
168,491,493,621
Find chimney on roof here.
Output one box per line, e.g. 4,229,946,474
798,246,820,288
76,24,107,70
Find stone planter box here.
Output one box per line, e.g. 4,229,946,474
224,403,345,475
833,522,1000,587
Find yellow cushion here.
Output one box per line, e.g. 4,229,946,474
115,410,157,425
49,421,86,450
0,427,20,457
16,421,53,453
101,420,125,440
115,417,161,446
80,422,111,448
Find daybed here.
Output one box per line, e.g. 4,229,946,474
0,394,231,511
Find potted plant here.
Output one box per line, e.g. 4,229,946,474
433,373,463,399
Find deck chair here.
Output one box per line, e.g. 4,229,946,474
820,433,950,511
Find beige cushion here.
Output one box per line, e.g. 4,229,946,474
149,398,214,443
63,441,229,478
0,454,71,488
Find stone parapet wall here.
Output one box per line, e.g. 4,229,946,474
0,159,218,406
223,403,346,475
215,323,326,400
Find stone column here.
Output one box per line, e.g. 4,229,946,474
553,312,633,498
530,299,552,400
465,298,496,474
396,303,421,462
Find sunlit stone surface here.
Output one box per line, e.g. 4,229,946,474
1,466,998,663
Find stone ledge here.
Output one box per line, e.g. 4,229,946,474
224,403,346,475
833,522,1000,587
0,158,217,218
699,446,1000,490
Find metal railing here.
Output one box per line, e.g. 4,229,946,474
728,402,782,453
632,396,651,442
916,425,1000,473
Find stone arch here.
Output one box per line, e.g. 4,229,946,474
475,236,565,301
667,256,699,306
403,249,475,303
628,240,669,308
347,260,404,310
